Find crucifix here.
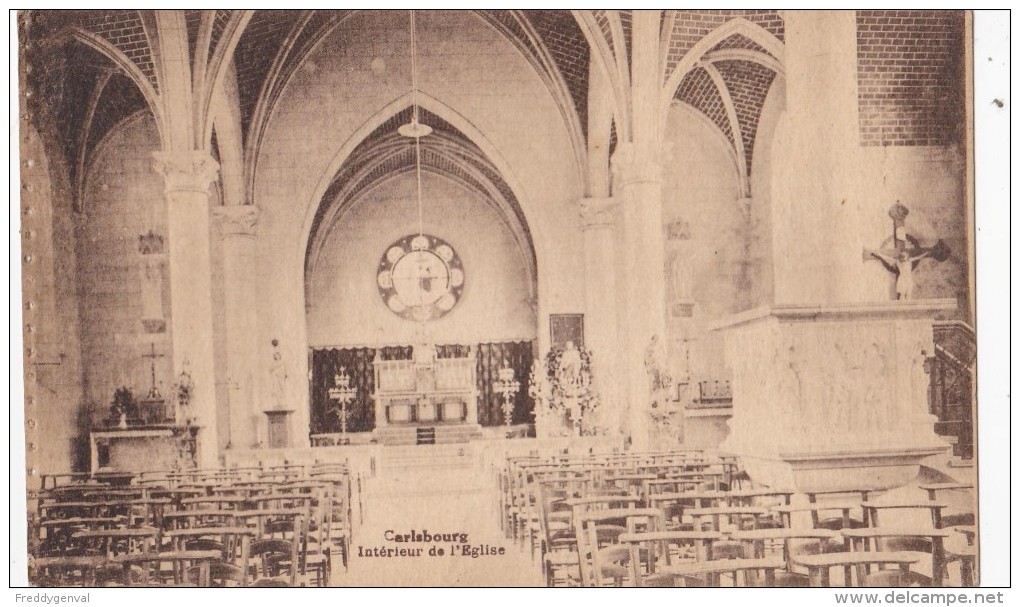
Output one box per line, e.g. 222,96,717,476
863,202,950,300
141,342,164,400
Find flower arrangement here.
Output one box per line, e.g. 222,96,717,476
110,386,136,426
529,342,600,435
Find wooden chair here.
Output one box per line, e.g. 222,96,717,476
29,555,108,587
942,529,977,587
163,527,256,586
618,530,723,587
112,549,222,587
792,551,921,587
575,508,664,587
249,538,300,587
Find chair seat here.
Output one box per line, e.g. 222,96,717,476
763,571,811,588
545,551,578,566
862,570,931,588
252,577,290,587
599,562,628,580
642,572,684,587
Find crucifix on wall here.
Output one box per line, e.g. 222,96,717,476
863,202,950,300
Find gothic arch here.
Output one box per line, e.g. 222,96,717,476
295,92,552,317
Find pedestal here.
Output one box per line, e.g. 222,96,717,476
264,409,294,449
712,300,954,493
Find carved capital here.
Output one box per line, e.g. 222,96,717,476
578,197,618,230
151,151,219,194
214,205,259,237
611,142,662,189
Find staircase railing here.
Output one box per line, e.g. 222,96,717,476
928,321,976,459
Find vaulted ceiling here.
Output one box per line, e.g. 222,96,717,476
20,9,790,202
304,106,536,285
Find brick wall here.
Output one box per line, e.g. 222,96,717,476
676,67,735,147
857,10,967,147
78,10,159,93
522,10,590,136
716,60,777,176
666,10,784,77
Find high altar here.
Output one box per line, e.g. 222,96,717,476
371,344,482,445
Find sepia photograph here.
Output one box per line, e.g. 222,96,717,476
10,8,1008,593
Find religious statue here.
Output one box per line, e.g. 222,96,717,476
269,345,288,410
138,230,166,334
868,248,933,300
863,202,950,300
645,334,681,447
534,342,599,436
644,334,673,395
557,341,584,394
172,361,195,426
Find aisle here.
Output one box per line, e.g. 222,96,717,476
332,453,542,587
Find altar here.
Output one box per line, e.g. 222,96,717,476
89,426,200,474
371,344,482,445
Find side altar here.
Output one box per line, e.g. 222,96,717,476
90,425,200,474
372,344,482,445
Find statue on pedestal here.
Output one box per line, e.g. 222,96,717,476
268,340,288,410
645,334,680,446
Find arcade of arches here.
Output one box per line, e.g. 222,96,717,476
19,10,976,586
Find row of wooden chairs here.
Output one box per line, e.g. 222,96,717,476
29,461,359,587
500,450,976,588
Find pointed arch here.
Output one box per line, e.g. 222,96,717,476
702,63,749,196
572,9,631,142
294,92,551,312
199,10,255,148
37,27,165,144
661,18,784,116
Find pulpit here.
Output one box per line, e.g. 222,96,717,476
372,345,482,444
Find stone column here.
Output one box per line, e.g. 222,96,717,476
578,197,620,435
152,151,220,467
770,10,883,304
609,11,671,450
612,144,667,451
713,12,952,492
214,205,260,450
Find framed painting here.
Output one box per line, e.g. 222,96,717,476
549,314,584,349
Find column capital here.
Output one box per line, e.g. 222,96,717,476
578,196,618,230
138,230,165,255
152,151,219,194
214,205,259,237
611,142,662,189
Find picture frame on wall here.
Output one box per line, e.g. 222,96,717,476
549,314,584,349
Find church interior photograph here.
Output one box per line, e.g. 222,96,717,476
16,9,980,588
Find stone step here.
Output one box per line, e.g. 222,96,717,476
373,424,483,446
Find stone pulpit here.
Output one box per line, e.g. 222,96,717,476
713,301,955,493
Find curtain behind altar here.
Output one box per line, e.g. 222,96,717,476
309,340,534,434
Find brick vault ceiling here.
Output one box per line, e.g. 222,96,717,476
20,10,966,196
